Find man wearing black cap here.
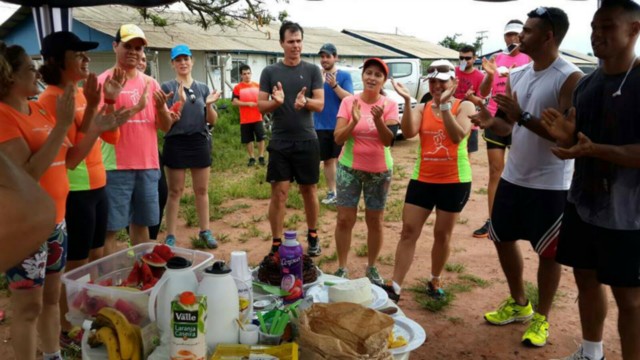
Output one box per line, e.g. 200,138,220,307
258,21,324,256
315,43,353,205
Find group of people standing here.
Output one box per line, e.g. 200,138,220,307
0,1,638,359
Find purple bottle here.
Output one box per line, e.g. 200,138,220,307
279,230,304,303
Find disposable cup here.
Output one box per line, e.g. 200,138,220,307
258,329,282,345
230,251,251,281
239,324,259,345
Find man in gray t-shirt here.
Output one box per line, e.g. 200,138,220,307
258,21,324,257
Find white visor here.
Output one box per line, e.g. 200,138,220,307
504,23,523,35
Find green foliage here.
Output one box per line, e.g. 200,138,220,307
354,243,368,257
458,274,490,288
474,187,488,195
316,251,338,269
377,254,395,266
438,34,483,53
191,235,207,249
445,263,466,273
383,199,404,222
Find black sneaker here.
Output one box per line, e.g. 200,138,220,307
270,239,282,254
378,283,400,303
473,219,490,238
248,158,256,167
307,233,321,257
258,156,266,166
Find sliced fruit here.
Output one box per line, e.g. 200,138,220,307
141,253,166,268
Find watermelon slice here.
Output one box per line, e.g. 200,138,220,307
141,252,167,267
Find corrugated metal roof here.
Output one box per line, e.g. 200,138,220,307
560,49,598,65
73,5,404,57
342,29,460,60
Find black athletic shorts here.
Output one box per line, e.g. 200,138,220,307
65,187,108,261
557,202,640,287
266,139,320,185
241,121,267,144
316,129,342,161
489,179,566,258
404,180,471,213
467,129,479,153
483,128,512,150
163,133,212,169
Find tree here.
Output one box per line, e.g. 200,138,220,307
139,0,287,29
438,34,482,53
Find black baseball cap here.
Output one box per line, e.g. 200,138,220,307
318,43,337,56
41,31,99,58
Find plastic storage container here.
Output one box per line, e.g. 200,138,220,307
62,243,213,327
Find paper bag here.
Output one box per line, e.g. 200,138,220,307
297,302,394,360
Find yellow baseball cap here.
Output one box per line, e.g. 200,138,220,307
115,24,147,45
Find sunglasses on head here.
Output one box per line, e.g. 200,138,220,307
427,65,453,74
534,6,556,34
459,56,473,61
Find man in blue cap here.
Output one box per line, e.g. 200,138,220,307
315,43,353,205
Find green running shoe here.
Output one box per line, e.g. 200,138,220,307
484,296,534,325
522,312,549,347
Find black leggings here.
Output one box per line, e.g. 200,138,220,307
65,187,108,261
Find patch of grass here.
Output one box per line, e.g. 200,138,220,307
393,164,408,179
456,217,469,225
286,190,304,210
230,221,249,229
445,263,466,273
446,283,472,293
316,251,338,268
391,183,403,192
474,187,488,195
413,290,455,312
458,274,490,288
384,198,404,222
452,247,466,253
447,316,464,325
211,203,250,221
116,229,130,243
354,232,366,240
179,194,199,227
321,240,331,249
284,213,304,229
524,281,540,310
252,214,267,223
354,243,368,257
191,235,207,249
426,220,434,226
377,254,395,266
217,232,231,244
0,274,9,296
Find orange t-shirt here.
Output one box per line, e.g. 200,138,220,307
232,81,262,124
38,86,119,191
0,102,70,222
412,99,472,184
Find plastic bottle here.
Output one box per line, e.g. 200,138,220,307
279,230,304,304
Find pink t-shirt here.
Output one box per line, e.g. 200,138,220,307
454,68,484,100
98,70,161,170
487,52,531,115
337,94,399,173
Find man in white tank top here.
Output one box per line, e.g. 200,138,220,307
471,7,583,348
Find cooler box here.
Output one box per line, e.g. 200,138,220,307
62,244,214,327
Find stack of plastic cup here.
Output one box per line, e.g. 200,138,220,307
230,251,253,324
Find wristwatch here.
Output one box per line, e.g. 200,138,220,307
518,111,532,126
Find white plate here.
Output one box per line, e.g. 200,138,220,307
389,316,427,355
306,279,389,309
251,266,323,290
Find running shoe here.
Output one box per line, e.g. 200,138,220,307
165,234,176,247
307,232,321,257
378,283,400,303
426,278,446,300
553,345,605,360
366,265,384,286
321,191,337,205
247,158,256,167
199,230,218,249
484,296,534,325
258,156,266,166
522,312,549,347
334,267,349,278
473,219,491,238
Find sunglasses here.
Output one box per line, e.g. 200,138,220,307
459,56,473,61
185,87,196,104
535,7,556,34
427,65,454,74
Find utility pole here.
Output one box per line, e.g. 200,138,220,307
476,30,488,56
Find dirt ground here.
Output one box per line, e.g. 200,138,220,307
0,136,623,359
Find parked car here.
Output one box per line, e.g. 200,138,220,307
385,58,432,103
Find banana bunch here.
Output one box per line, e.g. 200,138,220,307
88,307,143,360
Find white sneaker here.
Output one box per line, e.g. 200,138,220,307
321,191,337,205
553,345,605,360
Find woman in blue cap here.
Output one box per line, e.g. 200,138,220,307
161,44,220,248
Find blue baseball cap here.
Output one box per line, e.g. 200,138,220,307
171,44,192,60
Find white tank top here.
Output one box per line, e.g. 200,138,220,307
502,57,581,190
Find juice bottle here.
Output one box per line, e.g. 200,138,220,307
170,291,207,360
279,230,304,304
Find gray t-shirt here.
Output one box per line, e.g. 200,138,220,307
259,61,323,141
161,80,211,138
568,65,640,230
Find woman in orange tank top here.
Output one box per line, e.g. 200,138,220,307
379,60,475,302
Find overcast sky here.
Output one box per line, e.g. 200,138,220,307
1,0,639,56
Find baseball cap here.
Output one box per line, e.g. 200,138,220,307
41,31,99,58
318,43,337,56
114,24,147,45
363,58,389,78
425,59,456,81
504,22,524,35
171,44,192,60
